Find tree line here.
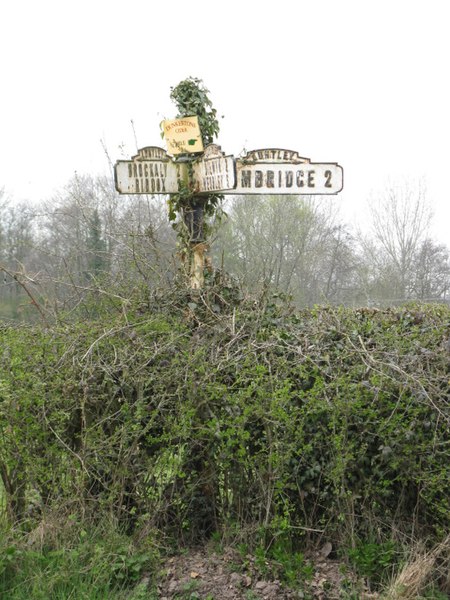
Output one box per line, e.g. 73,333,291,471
1,174,449,322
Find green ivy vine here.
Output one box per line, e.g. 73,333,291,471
169,76,220,146
164,77,225,243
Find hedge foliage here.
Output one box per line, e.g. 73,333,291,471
1,285,449,550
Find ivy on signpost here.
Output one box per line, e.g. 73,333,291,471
164,77,224,288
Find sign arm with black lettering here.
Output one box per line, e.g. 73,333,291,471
231,149,343,195
114,146,187,195
114,146,343,196
191,144,236,194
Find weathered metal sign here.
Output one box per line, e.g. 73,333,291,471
114,146,344,196
233,149,343,195
162,116,204,155
114,146,186,194
192,144,236,193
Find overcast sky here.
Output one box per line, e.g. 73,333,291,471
1,0,449,245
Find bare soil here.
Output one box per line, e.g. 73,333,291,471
155,545,379,599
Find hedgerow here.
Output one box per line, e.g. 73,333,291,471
1,284,449,558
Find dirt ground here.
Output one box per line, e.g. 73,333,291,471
155,545,379,599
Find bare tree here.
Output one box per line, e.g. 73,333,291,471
0,198,40,320
33,173,176,317
214,195,357,306
410,239,450,300
362,179,433,302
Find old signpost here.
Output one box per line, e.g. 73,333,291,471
114,81,343,289
115,146,343,197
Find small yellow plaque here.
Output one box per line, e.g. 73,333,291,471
163,116,204,155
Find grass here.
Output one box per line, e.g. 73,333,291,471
384,535,450,599
0,519,160,600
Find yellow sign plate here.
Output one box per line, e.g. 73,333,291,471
163,116,204,155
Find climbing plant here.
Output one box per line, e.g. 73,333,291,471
164,77,225,241
169,76,220,146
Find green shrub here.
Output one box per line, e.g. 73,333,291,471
347,540,398,587
1,288,449,559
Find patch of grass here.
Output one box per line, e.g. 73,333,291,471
252,540,313,588
0,524,159,600
173,578,201,599
347,539,398,588
384,535,450,599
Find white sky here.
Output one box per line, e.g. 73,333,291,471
1,0,449,245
